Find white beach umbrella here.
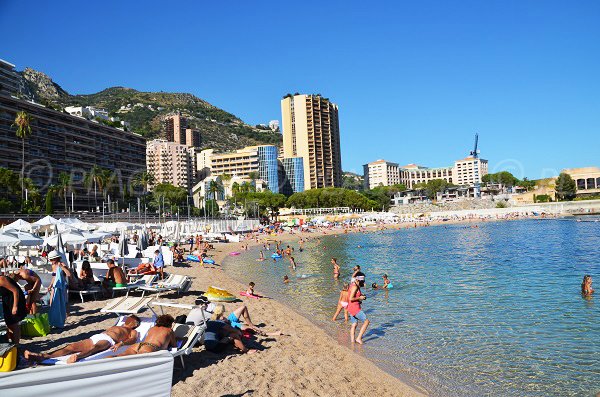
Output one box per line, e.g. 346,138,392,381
44,229,89,246
0,232,20,247
2,230,43,246
32,215,60,233
4,219,32,232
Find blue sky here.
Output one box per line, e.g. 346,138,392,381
1,0,598,178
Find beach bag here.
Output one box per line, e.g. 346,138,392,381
0,343,17,372
21,313,51,337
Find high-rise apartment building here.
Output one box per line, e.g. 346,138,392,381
146,139,195,191
363,160,401,189
164,114,200,147
0,91,146,210
0,59,20,95
281,94,342,191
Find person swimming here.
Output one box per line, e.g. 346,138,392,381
582,275,594,296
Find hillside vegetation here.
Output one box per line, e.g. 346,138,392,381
18,68,281,152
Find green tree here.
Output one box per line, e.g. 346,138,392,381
45,185,55,215
414,179,454,200
83,165,103,207
12,111,33,207
555,173,576,201
58,172,71,212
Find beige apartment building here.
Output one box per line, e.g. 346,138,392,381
164,114,200,147
146,139,195,191
363,159,401,189
363,157,488,190
209,146,260,179
281,94,342,191
454,156,488,186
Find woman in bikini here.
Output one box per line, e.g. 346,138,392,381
114,315,177,357
331,258,340,279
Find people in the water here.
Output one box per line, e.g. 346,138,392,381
582,275,594,296
332,283,349,322
283,275,290,283
331,258,340,279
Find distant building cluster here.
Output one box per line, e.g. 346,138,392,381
146,114,200,191
363,157,488,191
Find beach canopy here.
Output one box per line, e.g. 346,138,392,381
0,232,20,247
44,229,104,246
58,218,97,231
3,218,32,232
97,222,138,232
0,230,43,246
32,215,59,227
117,230,129,258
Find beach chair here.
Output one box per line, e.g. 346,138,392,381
69,285,101,303
137,274,191,297
170,323,205,369
40,315,156,365
101,296,156,316
111,274,157,298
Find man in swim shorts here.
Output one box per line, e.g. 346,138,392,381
102,259,128,297
113,315,177,357
24,315,140,364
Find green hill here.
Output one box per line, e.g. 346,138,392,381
18,68,281,152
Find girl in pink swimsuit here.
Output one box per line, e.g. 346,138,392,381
331,283,349,322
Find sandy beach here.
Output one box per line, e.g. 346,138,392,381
20,227,427,397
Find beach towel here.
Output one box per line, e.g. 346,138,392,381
49,269,67,329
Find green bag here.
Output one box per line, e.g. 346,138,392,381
21,313,51,337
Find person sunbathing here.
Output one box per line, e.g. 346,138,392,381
113,315,177,357
127,262,156,276
24,315,140,364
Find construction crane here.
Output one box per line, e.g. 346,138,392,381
470,133,480,159
470,133,481,198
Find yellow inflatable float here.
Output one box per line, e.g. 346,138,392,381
204,286,236,302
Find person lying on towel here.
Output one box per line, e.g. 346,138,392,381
112,314,177,356
24,315,141,364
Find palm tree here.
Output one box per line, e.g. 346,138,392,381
208,180,223,217
98,168,113,200
220,173,232,197
248,171,259,188
12,111,33,207
57,172,71,213
83,165,103,208
132,171,155,194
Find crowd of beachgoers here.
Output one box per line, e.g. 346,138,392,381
0,213,593,395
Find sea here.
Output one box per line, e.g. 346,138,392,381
223,218,600,397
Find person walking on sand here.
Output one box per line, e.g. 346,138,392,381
332,283,349,322
347,273,370,344
331,258,340,279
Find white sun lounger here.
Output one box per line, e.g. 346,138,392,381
40,316,156,365
137,274,191,297
170,323,205,369
112,274,157,297
101,296,156,316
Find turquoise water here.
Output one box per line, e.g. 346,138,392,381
223,219,600,396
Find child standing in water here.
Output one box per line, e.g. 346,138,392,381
332,283,350,322
289,256,297,270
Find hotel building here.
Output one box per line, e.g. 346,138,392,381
281,94,342,190
363,158,488,190
363,160,401,189
0,67,146,210
565,167,600,196
146,139,195,191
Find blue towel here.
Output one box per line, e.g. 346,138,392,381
49,269,67,329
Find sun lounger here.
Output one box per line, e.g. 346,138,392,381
101,296,156,316
40,316,156,365
170,323,205,369
137,274,191,297
69,286,101,303
111,274,157,297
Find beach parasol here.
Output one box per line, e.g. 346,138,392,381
117,230,129,271
4,218,32,232
2,230,43,246
137,228,149,252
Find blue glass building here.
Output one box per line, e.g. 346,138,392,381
281,157,305,195
257,145,280,193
